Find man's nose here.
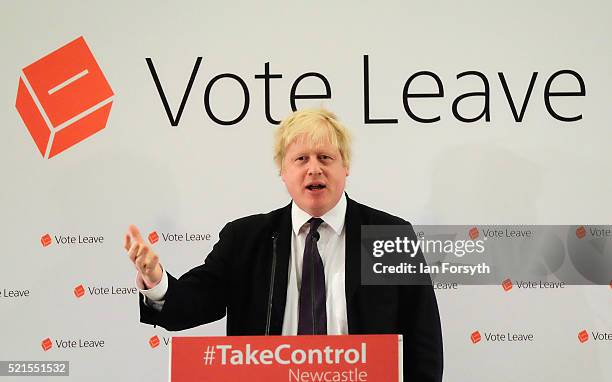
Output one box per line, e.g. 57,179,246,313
307,158,323,175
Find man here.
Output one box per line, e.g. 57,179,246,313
125,108,443,381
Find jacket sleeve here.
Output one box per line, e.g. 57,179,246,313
400,224,444,382
139,222,235,331
400,284,444,382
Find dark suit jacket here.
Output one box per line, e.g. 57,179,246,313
140,196,443,382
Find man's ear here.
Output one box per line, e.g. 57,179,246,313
345,166,350,177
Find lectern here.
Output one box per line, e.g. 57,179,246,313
169,334,403,382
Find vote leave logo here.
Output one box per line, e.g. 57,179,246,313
73,285,85,298
41,338,53,351
469,227,480,240
149,336,160,349
148,231,159,245
578,330,589,343
15,36,113,158
470,331,482,344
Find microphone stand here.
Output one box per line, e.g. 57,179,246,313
265,232,278,336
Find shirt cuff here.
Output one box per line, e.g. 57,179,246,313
136,268,168,310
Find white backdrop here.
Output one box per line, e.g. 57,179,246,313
1,1,611,381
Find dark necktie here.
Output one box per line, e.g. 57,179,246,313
298,218,327,335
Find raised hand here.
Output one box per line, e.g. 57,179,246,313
124,225,163,289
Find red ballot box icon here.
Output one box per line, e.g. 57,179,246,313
41,338,53,351
16,36,113,158
149,335,160,348
469,227,479,240
41,233,52,247
148,231,159,245
578,330,589,343
74,284,85,298
502,279,513,292
470,331,481,344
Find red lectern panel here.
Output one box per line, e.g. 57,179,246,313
170,334,403,382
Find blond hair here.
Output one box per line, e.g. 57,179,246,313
274,108,352,171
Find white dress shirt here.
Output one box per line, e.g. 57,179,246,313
138,195,348,335
282,194,348,335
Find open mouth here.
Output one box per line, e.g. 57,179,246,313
306,183,326,191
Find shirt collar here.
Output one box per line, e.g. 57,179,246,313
291,193,347,236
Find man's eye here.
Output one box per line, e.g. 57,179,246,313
320,155,332,160
296,156,305,161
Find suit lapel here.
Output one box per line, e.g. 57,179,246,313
344,196,361,333
269,202,292,335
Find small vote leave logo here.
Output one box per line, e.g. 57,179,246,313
576,226,586,239
41,338,53,351
469,227,479,240
148,231,159,245
149,335,160,348
15,36,113,158
578,330,589,343
471,331,481,344
502,279,513,292
74,285,85,298
41,234,52,247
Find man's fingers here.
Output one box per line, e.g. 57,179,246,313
124,226,161,284
137,244,150,261
128,224,145,244
124,234,131,252
127,242,140,264
135,246,159,275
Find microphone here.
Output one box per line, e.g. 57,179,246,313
265,232,279,336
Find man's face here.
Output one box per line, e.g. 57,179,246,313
281,136,349,217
